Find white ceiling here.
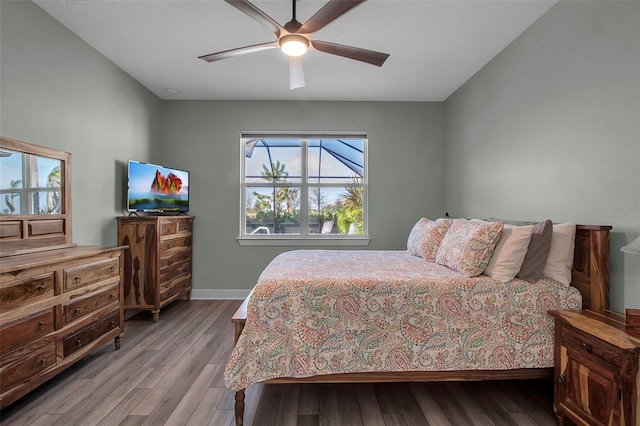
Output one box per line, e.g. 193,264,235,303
34,0,556,101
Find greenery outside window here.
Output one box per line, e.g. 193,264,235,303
240,132,368,245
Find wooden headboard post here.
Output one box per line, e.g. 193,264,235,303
571,225,612,312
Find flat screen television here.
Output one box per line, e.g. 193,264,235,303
127,160,190,213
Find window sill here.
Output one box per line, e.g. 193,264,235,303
237,237,371,247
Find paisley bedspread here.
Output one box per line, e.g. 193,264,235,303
224,250,581,391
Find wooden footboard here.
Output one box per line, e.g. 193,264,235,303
229,224,611,426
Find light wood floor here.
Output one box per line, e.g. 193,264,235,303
0,300,557,426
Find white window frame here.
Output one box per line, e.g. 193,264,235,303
238,131,370,246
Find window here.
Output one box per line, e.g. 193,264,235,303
0,148,63,215
240,132,368,244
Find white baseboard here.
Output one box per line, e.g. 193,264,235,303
191,289,251,300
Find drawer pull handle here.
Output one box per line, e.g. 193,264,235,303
40,359,48,367
558,375,566,383
38,321,46,330
37,284,46,294
73,308,81,316
74,277,81,284
76,339,82,347
109,266,115,273
110,320,116,328
109,294,116,301
582,343,592,353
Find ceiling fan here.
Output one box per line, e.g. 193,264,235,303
198,0,390,90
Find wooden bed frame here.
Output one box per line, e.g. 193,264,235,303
230,224,612,425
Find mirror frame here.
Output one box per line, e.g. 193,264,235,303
0,136,74,257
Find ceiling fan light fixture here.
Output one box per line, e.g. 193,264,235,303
279,35,309,57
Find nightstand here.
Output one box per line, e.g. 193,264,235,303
548,310,640,426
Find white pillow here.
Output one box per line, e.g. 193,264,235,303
483,224,534,282
543,223,576,286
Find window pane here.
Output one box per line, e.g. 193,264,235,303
1,193,21,215
308,186,363,235
0,149,24,190
35,156,62,189
308,139,364,183
33,190,62,214
245,139,301,183
245,186,300,235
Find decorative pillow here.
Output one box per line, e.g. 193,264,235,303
483,224,534,282
406,218,453,261
435,219,504,277
542,223,576,286
407,218,429,256
517,220,553,282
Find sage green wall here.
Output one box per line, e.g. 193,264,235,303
0,1,162,246
444,1,640,313
157,101,445,292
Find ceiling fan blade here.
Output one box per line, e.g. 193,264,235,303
289,56,305,90
298,0,366,34
198,41,279,62
224,0,284,38
311,40,389,67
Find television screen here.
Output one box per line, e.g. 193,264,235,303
127,160,190,213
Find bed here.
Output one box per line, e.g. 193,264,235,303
227,223,611,425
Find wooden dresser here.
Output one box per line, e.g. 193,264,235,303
549,309,640,426
0,137,127,409
0,245,125,409
117,215,194,322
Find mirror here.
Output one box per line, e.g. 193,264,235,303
0,137,73,257
1,149,63,215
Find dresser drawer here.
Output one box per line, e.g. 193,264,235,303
176,220,192,234
0,309,54,354
160,219,192,237
63,284,119,326
0,273,54,311
562,326,624,368
159,261,191,287
160,250,191,269
160,221,177,236
63,311,120,357
159,236,191,254
160,277,191,302
64,258,119,292
0,221,21,240
0,342,56,394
